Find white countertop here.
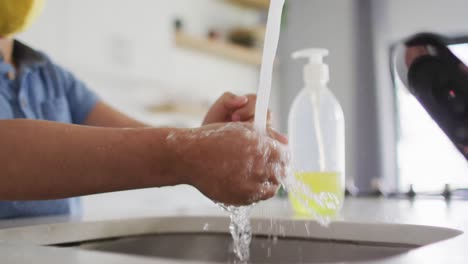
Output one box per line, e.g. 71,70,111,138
0,186,467,263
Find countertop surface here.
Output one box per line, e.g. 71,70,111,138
0,186,467,263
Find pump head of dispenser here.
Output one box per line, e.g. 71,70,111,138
293,49,330,85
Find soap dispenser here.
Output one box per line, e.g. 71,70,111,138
288,49,345,217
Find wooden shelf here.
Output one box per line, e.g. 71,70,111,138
227,0,270,10
175,31,263,65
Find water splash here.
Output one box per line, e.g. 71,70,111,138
218,174,340,262
280,173,341,226
219,204,253,262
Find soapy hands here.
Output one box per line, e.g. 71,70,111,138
167,122,290,206
194,92,288,205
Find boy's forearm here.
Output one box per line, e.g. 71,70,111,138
0,119,181,200
83,102,150,128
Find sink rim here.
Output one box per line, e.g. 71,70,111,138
0,216,462,248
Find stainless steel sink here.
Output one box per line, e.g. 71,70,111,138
76,233,415,263
0,217,462,263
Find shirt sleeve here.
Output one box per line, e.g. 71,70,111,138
53,64,100,125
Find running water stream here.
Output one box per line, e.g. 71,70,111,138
220,0,285,262
220,0,340,262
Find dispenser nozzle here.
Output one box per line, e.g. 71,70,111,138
292,48,330,84
292,49,329,64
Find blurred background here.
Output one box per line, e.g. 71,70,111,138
17,0,468,216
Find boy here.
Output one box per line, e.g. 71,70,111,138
0,0,289,219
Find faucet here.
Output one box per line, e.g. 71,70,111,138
394,32,468,160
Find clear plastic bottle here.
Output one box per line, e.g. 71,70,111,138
288,49,345,217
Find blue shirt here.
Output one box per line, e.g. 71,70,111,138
0,41,99,219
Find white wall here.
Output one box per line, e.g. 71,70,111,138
372,0,468,190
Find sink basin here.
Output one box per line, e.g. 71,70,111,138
77,233,415,263
0,217,461,263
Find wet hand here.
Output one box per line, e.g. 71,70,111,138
168,122,290,206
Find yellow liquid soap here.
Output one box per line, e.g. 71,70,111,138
289,172,344,217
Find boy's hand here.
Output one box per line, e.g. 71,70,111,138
167,122,290,206
203,92,271,126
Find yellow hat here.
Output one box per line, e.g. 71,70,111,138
0,0,45,38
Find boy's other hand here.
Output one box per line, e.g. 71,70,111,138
203,92,272,126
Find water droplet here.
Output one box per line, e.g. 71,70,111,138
305,222,310,236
